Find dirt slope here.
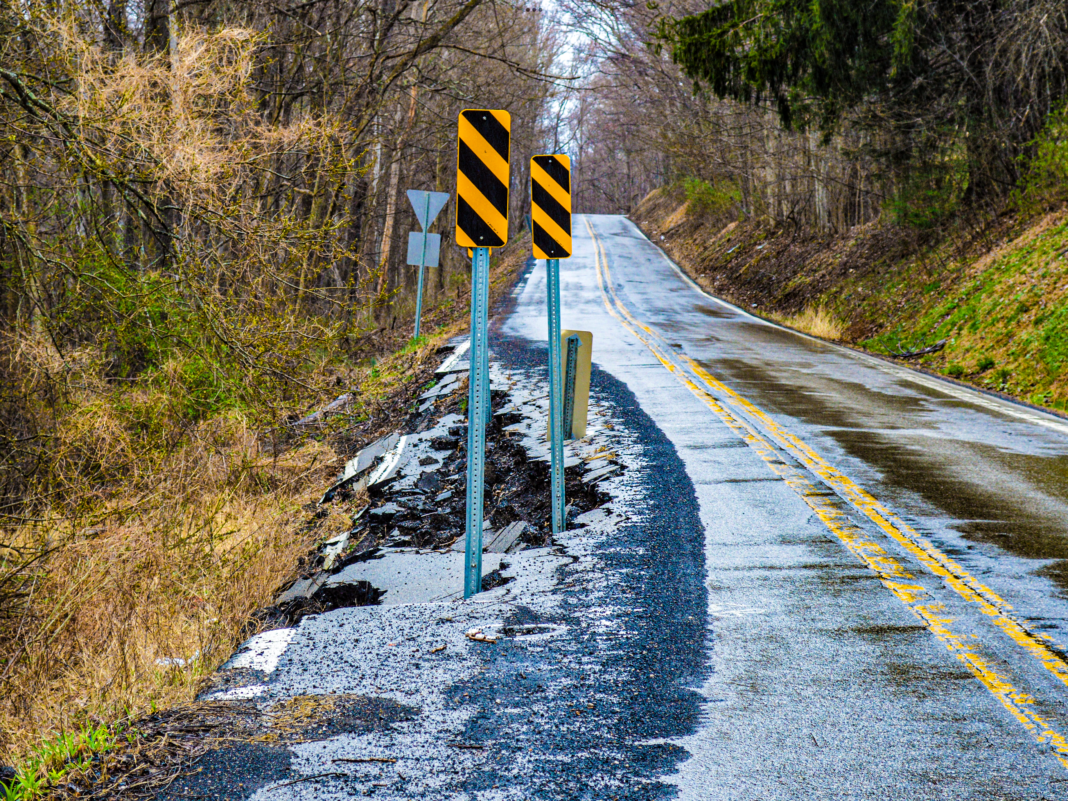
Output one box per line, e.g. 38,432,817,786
631,186,1068,412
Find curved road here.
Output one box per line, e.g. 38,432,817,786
508,214,1068,797
183,213,1068,800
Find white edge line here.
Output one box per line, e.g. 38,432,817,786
436,339,471,373
367,435,410,485
614,215,1068,437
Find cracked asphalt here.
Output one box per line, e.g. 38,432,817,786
165,214,1068,800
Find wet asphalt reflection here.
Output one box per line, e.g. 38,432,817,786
505,215,1068,798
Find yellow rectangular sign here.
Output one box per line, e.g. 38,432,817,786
456,109,511,248
531,154,571,259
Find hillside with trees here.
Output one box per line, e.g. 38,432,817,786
561,0,1068,407
5,0,1068,788
0,0,562,773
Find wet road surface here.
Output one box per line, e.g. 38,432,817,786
180,214,1068,799
522,214,1068,798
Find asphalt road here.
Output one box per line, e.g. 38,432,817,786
517,214,1068,798
181,214,1068,800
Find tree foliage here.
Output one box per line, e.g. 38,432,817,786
658,0,1068,195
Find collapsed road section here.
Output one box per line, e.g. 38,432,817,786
148,331,709,801
231,338,617,635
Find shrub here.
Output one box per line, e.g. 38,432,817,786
887,154,969,230
946,363,965,378
683,177,741,217
977,356,995,372
1016,103,1068,211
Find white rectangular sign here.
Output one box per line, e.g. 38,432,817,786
407,231,441,267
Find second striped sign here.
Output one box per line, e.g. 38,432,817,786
531,154,571,259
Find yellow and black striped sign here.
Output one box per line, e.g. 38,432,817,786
455,109,511,248
531,154,571,259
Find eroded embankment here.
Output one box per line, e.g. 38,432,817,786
42,338,624,800
631,186,1068,412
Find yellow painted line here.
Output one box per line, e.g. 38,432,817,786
458,114,509,186
584,217,1068,768
589,217,1068,692
530,159,572,211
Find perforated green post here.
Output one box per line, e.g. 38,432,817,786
464,246,491,598
546,258,565,534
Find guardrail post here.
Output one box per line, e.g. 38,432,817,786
464,246,491,598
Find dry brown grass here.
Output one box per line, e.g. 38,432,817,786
0,232,531,770
0,407,341,758
777,305,847,341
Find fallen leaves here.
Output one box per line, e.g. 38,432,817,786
464,628,497,644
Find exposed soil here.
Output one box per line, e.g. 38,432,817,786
347,385,606,551
630,186,1018,341
255,371,609,631
631,185,1068,410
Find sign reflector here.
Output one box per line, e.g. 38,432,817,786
531,155,571,259
456,110,511,248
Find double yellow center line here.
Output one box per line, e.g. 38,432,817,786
584,218,1068,769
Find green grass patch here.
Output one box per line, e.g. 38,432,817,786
5,724,119,800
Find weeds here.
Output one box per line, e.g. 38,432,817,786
0,221,530,773
777,306,845,340
3,723,119,800
682,177,741,218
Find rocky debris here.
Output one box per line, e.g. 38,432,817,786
256,575,383,630
319,432,400,503
369,502,403,523
255,344,622,636
0,766,15,794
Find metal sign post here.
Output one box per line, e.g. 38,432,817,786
456,109,511,598
546,258,565,534
464,245,491,598
531,154,572,534
405,190,449,339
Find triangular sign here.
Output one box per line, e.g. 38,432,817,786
407,190,450,231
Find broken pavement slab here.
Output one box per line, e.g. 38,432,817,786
326,550,505,606
365,435,412,487
320,432,400,503
435,339,471,374
485,520,531,553
419,372,461,400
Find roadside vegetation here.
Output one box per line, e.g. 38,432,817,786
0,0,556,787
562,0,1068,411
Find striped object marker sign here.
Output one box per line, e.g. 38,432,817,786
456,110,511,248
531,154,571,259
